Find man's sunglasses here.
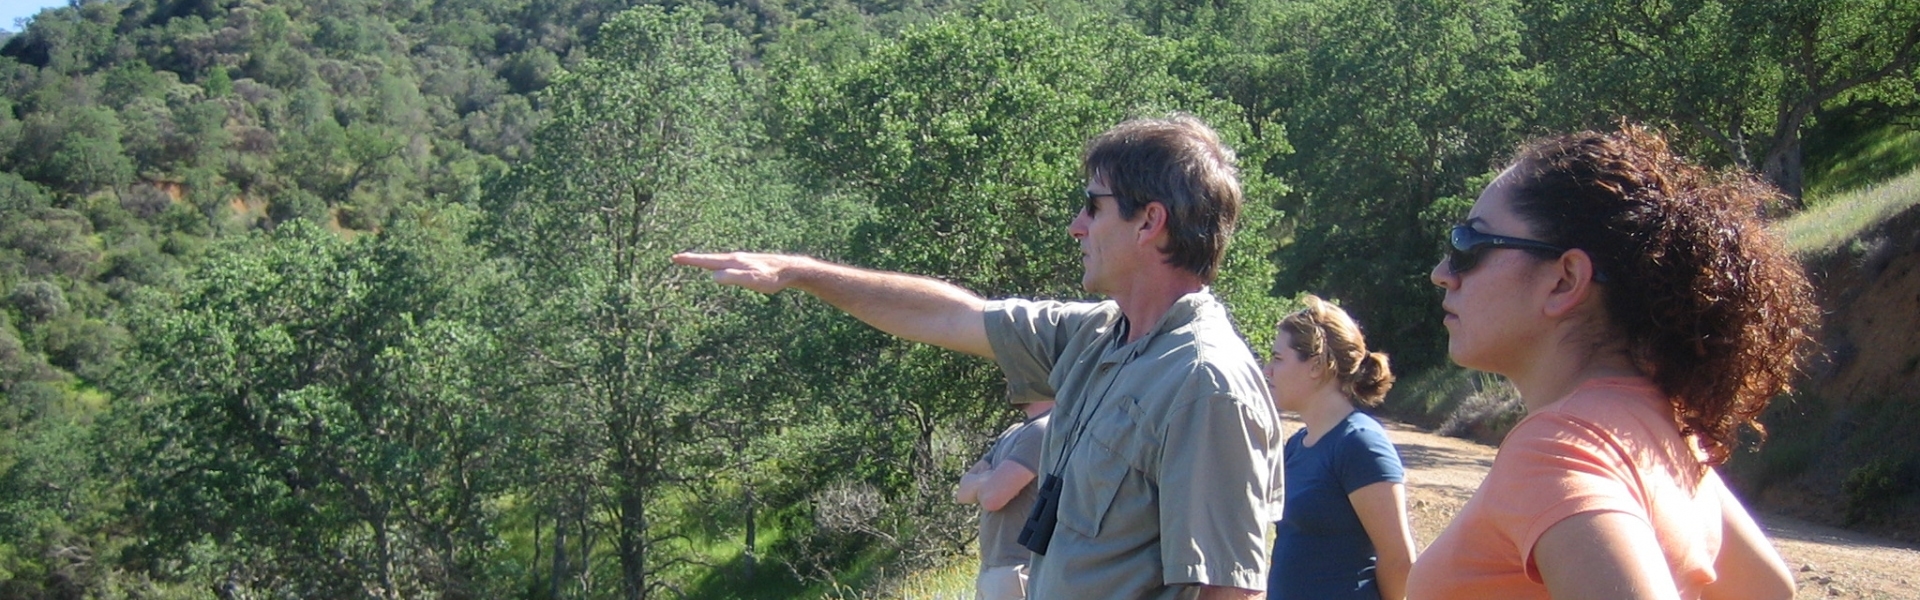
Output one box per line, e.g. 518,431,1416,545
1082,189,1121,216
1446,224,1606,282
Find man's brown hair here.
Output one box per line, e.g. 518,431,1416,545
1082,114,1243,281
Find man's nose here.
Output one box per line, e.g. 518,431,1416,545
1068,211,1090,239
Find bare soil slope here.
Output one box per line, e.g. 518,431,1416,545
1755,204,1920,545
1360,419,1920,599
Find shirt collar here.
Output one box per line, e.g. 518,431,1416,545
1102,288,1215,363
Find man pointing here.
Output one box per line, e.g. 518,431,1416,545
674,114,1281,599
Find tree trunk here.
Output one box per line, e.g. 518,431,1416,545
743,487,757,580
579,498,594,594
617,477,650,600
375,510,397,600
551,505,567,600
531,514,543,596
1762,132,1806,212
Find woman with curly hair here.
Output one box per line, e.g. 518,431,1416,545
1407,126,1816,600
1265,296,1417,600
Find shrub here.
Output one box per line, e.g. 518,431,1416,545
99,237,180,289
1842,456,1915,526
0,318,35,382
1436,375,1525,445
0,172,51,215
7,280,67,322
1382,365,1478,428
36,316,126,382
266,189,328,225
121,183,175,219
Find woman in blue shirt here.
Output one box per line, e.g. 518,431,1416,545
1264,295,1417,600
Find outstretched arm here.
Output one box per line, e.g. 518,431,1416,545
671,252,993,358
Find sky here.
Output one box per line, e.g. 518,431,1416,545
1,0,67,33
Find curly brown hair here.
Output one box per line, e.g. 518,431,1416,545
1502,125,1819,465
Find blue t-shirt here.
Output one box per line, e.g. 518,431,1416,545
1267,411,1405,600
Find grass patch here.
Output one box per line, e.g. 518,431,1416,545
890,558,975,599
1775,163,1920,257
1381,364,1485,427
1379,365,1526,445
1805,117,1920,200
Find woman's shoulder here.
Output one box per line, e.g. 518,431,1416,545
1525,378,1670,430
1328,412,1399,456
1342,410,1389,431
1507,377,1698,465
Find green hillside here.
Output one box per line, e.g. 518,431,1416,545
2,0,1917,596
1781,163,1920,258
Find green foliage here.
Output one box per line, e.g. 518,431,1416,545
1520,0,1920,200
202,65,231,96
499,47,560,95
485,5,827,596
2,207,102,280
1842,457,1913,526
118,213,526,596
1264,0,1541,374
1775,163,1920,258
1805,107,1920,201
14,105,136,194
7,280,68,322
0,0,1916,594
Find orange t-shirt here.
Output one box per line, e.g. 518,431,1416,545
1406,377,1727,599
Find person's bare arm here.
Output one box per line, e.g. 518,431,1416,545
671,252,992,357
1701,485,1794,600
1349,482,1416,600
1534,511,1680,600
966,460,1036,511
953,460,989,504
1194,585,1263,599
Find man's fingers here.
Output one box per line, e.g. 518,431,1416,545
669,252,740,270
671,251,789,293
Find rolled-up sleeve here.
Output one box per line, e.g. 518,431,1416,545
1157,394,1276,589
984,299,1107,404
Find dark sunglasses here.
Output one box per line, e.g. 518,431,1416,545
1082,189,1121,216
1446,224,1607,282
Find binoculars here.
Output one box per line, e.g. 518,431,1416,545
1017,474,1063,554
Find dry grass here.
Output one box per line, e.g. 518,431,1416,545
1777,164,1920,257
882,556,975,599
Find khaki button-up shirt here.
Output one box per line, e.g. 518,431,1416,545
985,291,1284,599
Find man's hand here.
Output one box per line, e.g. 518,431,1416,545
669,250,994,357
954,460,990,504
670,252,806,294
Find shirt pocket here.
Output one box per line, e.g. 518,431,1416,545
1058,395,1157,538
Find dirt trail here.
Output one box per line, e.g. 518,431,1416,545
1349,419,1920,599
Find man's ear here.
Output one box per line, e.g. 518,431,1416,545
1542,249,1602,318
1136,202,1170,244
